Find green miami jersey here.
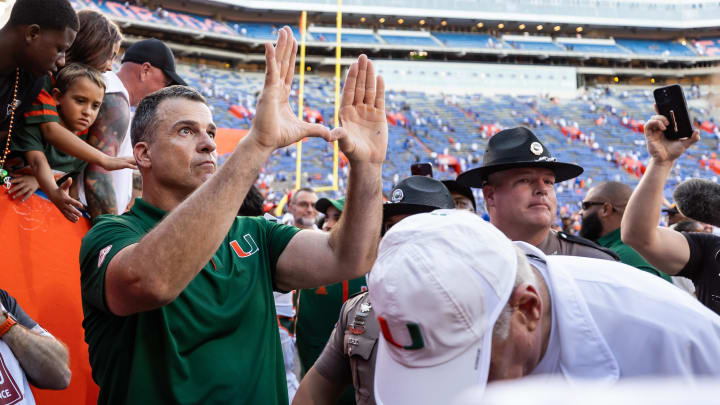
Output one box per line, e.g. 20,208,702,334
79,198,299,405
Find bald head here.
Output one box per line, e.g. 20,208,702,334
588,181,633,208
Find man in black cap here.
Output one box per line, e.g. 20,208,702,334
82,38,186,218
457,127,617,260
442,179,476,212
293,175,455,405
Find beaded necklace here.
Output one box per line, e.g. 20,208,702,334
0,67,19,188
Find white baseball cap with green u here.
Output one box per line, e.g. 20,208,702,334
369,209,517,405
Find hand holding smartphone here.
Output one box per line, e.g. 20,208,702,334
652,84,694,140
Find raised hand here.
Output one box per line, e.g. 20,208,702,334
644,112,699,164
331,55,388,164
248,26,332,150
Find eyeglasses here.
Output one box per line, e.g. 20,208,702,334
581,201,606,210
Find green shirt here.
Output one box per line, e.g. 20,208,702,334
296,278,368,371
596,228,672,282
10,122,87,175
79,198,300,405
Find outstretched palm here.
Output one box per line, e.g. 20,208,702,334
250,27,332,150
332,55,388,164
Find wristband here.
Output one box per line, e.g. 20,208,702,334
0,312,17,338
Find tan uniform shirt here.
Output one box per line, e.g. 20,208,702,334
537,229,619,261
313,292,378,405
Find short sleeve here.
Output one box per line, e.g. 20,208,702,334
0,289,38,329
10,123,44,154
313,300,353,384
678,232,720,282
79,216,143,313
23,77,59,125
261,219,300,277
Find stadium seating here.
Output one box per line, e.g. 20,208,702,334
693,38,720,56
507,40,565,52
615,39,696,57
561,43,630,54
176,61,717,216
312,32,380,44
380,34,438,47
432,32,508,49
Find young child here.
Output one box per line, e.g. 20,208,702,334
10,64,106,222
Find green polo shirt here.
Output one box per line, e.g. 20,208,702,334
79,198,300,405
596,228,672,282
296,278,367,404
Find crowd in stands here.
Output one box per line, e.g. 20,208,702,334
3,1,720,405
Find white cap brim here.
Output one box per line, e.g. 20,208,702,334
374,312,495,405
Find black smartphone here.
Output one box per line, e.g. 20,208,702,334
55,172,73,187
653,84,694,140
411,162,433,177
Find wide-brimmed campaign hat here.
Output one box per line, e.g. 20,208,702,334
457,127,583,188
369,210,517,405
383,176,455,220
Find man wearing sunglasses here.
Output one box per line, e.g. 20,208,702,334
457,127,618,260
580,181,671,281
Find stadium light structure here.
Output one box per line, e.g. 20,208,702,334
379,17,385,23
576,26,583,32
360,16,366,22
554,25,561,32
419,19,426,25
498,23,504,29
441,20,447,26
398,18,404,24
518,24,526,30
476,22,483,28
536,24,543,30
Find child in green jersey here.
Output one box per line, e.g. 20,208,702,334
10,64,106,222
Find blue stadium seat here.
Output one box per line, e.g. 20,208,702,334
615,39,696,56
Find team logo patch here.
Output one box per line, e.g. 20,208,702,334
530,142,544,156
98,245,112,268
229,234,259,258
377,316,425,350
391,188,404,203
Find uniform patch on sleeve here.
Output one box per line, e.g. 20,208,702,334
98,245,112,268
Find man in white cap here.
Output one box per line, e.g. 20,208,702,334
370,210,720,405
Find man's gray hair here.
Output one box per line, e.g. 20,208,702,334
131,85,207,147
492,247,537,341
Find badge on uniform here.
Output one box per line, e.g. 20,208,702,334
349,303,371,335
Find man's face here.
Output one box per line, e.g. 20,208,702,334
140,98,217,196
451,192,474,212
139,63,172,102
290,190,318,229
484,167,557,234
322,206,342,232
579,209,603,241
54,77,105,133
24,26,76,76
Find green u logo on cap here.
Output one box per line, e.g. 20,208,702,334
377,316,425,350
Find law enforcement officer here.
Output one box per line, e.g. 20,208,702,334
292,176,454,405
456,127,618,260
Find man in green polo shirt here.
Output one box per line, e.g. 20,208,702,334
579,181,671,282
296,196,366,404
79,27,388,405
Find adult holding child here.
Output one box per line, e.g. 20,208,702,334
8,9,136,206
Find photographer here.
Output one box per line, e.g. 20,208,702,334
620,114,718,312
